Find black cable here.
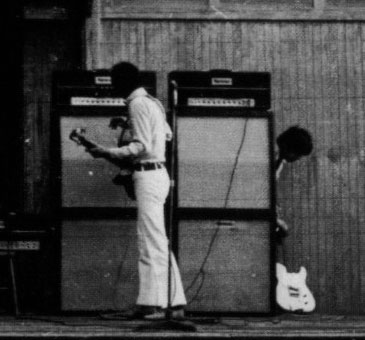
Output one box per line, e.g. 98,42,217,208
187,271,205,304
186,119,249,303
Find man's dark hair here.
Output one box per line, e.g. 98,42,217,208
111,62,140,95
277,125,313,157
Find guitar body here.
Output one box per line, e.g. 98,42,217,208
276,262,315,313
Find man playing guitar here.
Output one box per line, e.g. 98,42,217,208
83,62,187,320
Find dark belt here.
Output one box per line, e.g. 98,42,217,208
134,162,165,171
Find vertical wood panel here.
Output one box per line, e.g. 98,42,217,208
320,23,335,311
303,23,320,303
184,21,196,70
240,23,251,71
329,24,346,312
342,23,355,313
336,23,351,313
192,22,203,71
270,24,282,119
294,23,307,290
359,25,365,310
346,22,362,314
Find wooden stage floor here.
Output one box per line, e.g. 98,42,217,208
0,314,365,339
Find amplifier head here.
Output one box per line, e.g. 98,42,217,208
168,70,270,109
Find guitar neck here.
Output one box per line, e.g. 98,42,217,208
276,241,287,265
79,136,97,149
71,131,133,171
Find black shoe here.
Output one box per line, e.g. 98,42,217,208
168,306,185,320
129,306,165,320
143,308,166,320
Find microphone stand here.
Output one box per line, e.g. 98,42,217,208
135,82,196,332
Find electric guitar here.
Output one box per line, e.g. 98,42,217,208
275,219,316,313
276,262,316,313
69,127,136,200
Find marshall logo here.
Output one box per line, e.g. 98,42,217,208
211,77,233,86
95,76,112,85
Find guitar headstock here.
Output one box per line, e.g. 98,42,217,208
69,128,86,145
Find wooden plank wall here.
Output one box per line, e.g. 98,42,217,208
88,17,365,314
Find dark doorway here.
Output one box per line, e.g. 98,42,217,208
1,1,85,314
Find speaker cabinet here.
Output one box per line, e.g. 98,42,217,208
0,228,57,313
177,116,270,209
61,219,138,311
178,220,271,313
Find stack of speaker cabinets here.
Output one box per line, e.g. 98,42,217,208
53,70,155,311
54,69,274,315
168,70,275,314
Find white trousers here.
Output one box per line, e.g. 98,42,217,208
133,167,187,307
